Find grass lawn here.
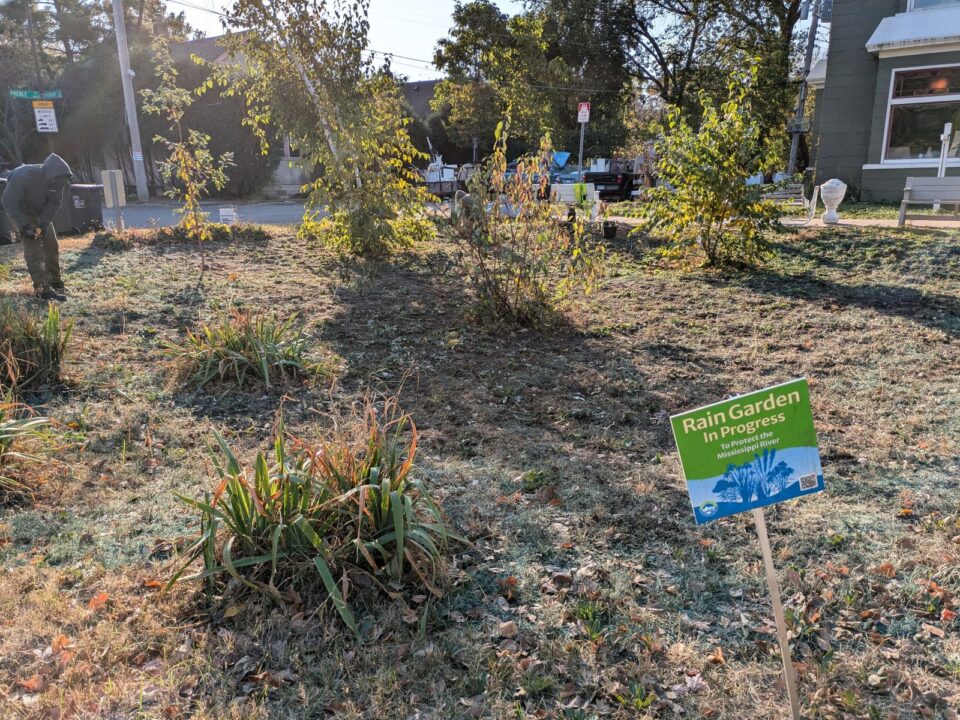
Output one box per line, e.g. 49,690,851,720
0,223,958,720
834,202,958,220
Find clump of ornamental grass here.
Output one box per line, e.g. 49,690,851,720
0,302,72,395
93,224,269,251
0,395,51,496
169,396,452,634
167,308,337,389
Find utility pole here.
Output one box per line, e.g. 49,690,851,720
788,0,821,177
111,0,149,200
25,0,54,153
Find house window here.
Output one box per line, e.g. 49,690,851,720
909,0,960,10
885,67,960,162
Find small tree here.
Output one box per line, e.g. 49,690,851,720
141,38,234,268
446,119,604,326
645,65,781,267
213,0,433,257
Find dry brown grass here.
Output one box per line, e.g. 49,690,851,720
0,223,957,719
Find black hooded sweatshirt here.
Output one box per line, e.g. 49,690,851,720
1,154,73,230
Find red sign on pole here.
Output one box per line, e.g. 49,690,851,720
577,102,591,123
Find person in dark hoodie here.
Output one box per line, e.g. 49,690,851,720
0,154,72,301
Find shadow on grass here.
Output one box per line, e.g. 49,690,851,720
731,231,960,337
311,252,730,547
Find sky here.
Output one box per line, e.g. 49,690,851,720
166,0,526,81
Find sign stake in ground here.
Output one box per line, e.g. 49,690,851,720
671,378,824,720
754,507,802,720
577,102,590,182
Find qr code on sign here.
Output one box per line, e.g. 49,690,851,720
799,474,818,491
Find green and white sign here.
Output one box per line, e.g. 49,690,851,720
671,378,824,524
9,89,62,100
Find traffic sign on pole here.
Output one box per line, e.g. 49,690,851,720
32,100,58,133
576,102,590,182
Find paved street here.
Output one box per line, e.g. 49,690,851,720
102,200,307,229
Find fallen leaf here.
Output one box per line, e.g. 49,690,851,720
222,605,239,619
941,608,957,623
246,669,296,687
51,634,72,653
871,563,896,579
18,674,45,693
142,658,164,674
922,623,945,639
498,621,519,638
707,646,725,665
88,592,109,610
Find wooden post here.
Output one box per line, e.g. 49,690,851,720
753,508,801,720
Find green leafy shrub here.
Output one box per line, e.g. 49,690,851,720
170,396,451,633
446,120,605,325
167,308,336,390
208,2,434,258
141,38,234,268
0,302,73,395
0,397,50,495
644,66,781,267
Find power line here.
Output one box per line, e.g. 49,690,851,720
165,0,226,17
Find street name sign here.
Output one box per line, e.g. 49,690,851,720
32,101,58,133
10,89,62,100
671,378,824,524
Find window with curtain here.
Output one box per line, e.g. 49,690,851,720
886,67,960,161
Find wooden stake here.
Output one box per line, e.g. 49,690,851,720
753,508,801,720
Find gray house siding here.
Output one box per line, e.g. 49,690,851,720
866,51,960,163
859,50,960,201
814,0,901,196
861,166,959,201
814,0,960,201
808,87,825,168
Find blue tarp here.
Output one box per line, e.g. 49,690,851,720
552,151,571,168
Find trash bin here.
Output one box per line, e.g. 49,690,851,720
66,184,104,232
53,184,104,234
53,186,72,235
0,178,15,245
